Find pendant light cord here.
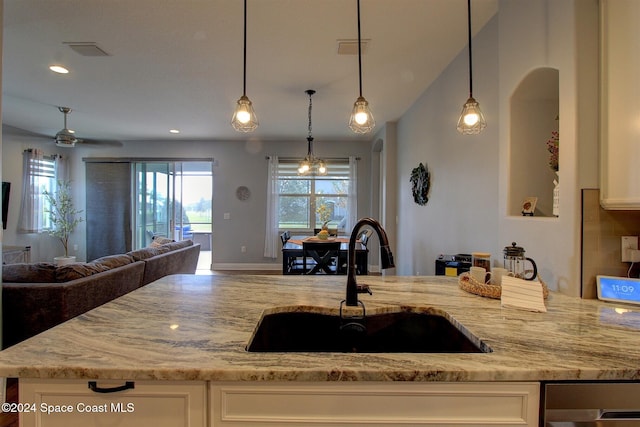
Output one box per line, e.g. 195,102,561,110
357,0,363,97
308,93,313,140
307,90,314,156
242,0,248,97
467,0,473,98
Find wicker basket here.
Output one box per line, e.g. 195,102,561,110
458,272,549,299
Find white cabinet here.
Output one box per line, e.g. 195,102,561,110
19,379,207,427
19,379,539,426
600,0,640,209
210,381,540,426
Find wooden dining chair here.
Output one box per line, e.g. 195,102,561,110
281,230,305,274
302,241,340,274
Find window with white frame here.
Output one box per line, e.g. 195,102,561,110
18,150,60,233
277,159,351,232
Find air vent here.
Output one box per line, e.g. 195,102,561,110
64,42,110,57
337,39,370,55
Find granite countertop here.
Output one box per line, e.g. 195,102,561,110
1,274,639,382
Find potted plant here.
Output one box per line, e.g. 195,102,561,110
43,180,83,265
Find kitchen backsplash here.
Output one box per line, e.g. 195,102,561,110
582,189,640,298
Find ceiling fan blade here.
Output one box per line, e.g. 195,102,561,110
77,138,124,148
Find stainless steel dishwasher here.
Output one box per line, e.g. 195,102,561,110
543,382,640,426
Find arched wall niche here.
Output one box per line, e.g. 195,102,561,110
509,67,559,217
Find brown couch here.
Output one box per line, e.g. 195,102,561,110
2,240,200,348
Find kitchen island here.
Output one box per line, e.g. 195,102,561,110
1,274,639,426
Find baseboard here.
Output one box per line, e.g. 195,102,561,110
210,263,281,271
209,263,379,273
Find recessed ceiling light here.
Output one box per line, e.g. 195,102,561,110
169,129,180,134
49,65,69,74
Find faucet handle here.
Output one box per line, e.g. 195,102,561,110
357,284,373,295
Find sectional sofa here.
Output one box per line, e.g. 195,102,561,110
2,239,200,348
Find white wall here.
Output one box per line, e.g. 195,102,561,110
394,0,599,296
498,0,597,296
1,135,373,269
394,14,500,277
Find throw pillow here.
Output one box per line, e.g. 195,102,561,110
127,245,170,261
91,254,134,269
150,236,174,248
163,239,193,252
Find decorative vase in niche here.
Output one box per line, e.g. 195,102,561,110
552,172,559,217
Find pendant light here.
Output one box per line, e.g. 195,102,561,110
298,90,327,176
348,0,375,134
231,0,258,132
457,0,486,135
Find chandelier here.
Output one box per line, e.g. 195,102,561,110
298,90,327,175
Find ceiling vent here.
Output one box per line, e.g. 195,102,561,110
64,42,110,57
337,39,370,55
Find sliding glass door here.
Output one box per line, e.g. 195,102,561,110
133,161,212,252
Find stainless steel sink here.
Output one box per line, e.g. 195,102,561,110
246,306,492,353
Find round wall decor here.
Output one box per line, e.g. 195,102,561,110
410,162,430,206
236,186,251,201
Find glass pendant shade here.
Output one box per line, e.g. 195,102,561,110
349,96,375,134
456,96,486,135
231,95,258,132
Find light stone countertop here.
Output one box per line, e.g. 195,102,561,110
1,274,639,382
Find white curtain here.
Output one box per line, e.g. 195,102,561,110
263,155,280,258
18,149,44,233
55,155,69,183
18,150,67,233
346,156,358,233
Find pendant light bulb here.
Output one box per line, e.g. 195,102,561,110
231,0,258,133
457,0,486,135
231,95,258,132
298,161,310,174
457,97,486,134
317,161,327,175
349,96,375,133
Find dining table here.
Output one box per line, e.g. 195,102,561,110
282,236,368,275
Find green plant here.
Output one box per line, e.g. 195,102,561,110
43,180,83,257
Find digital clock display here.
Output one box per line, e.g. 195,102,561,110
597,275,640,305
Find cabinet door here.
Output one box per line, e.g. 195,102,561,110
210,381,539,426
20,379,206,427
600,0,640,209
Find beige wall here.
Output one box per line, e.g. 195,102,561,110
581,189,640,298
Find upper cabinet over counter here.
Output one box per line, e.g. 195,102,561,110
600,0,640,209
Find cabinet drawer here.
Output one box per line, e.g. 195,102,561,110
211,381,539,426
20,379,206,427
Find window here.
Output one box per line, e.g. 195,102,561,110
277,159,352,232
18,149,61,233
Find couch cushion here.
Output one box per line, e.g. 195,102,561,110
91,254,134,269
127,245,170,261
163,239,193,252
2,263,57,283
55,262,111,282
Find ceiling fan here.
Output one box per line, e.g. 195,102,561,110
54,106,79,147
53,106,122,148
